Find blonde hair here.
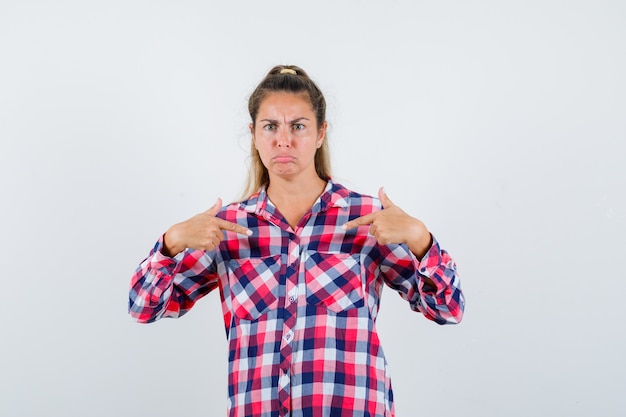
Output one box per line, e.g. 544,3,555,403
240,65,331,200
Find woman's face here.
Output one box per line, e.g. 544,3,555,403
251,91,326,182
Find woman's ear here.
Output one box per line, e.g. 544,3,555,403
249,123,257,148
317,121,328,148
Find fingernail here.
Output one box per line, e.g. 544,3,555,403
246,230,253,236
341,224,347,230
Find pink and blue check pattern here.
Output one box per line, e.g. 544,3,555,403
129,180,464,417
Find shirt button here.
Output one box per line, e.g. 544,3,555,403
288,295,296,303
283,330,293,343
282,367,289,375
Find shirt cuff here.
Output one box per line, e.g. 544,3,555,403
147,235,182,271
415,235,445,278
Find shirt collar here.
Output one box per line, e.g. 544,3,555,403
239,178,350,217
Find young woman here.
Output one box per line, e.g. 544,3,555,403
129,65,464,417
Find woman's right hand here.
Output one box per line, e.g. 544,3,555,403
162,198,252,257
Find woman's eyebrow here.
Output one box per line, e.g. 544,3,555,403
259,117,311,124
289,117,310,124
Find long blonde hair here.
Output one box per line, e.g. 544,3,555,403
240,65,331,200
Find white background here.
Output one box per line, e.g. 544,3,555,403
1,1,624,416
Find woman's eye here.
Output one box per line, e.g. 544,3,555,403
292,123,304,130
263,124,276,131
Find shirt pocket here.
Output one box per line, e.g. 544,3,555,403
228,255,281,321
305,252,365,313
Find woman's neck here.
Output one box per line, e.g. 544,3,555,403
266,176,328,228
267,174,326,201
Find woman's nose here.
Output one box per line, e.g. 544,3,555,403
277,128,291,147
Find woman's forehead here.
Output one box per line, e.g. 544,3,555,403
257,92,314,118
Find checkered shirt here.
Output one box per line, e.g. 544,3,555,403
129,180,464,417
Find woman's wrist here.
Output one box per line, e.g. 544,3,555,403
162,226,184,257
407,226,432,260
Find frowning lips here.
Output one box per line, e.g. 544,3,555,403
272,154,296,163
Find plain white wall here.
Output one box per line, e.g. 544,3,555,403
1,1,624,416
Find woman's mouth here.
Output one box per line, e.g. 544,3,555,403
273,155,295,163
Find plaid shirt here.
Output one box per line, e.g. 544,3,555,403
129,180,464,417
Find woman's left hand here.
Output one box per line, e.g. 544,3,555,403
342,187,433,259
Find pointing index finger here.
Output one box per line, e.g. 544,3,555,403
341,212,377,231
217,218,253,236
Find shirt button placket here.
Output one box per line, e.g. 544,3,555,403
278,236,299,417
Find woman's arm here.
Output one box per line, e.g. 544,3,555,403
128,237,219,323
380,238,464,325
342,187,464,324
